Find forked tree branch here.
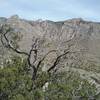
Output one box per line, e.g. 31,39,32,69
47,51,70,72
0,24,72,82
36,50,57,70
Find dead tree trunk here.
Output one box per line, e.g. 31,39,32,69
0,24,71,89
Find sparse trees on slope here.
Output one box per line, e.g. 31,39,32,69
0,24,70,90
0,24,99,100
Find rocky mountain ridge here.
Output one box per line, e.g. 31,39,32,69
0,15,100,71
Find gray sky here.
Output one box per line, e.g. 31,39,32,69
0,0,100,21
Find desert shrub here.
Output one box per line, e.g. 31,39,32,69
0,56,98,100
45,71,97,100
0,56,33,100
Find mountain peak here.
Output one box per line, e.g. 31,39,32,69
10,15,19,19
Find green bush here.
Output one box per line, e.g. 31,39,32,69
0,56,33,100
45,71,97,100
0,56,98,100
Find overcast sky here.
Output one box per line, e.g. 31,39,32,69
0,0,100,21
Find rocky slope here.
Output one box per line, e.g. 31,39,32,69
0,15,100,81
0,15,100,92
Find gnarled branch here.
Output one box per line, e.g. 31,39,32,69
48,51,70,72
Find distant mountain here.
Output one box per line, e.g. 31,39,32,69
0,15,100,92
0,15,100,87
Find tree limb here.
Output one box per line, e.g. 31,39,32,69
47,51,70,72
1,27,29,56
36,50,57,70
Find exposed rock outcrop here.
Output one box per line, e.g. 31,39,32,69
0,16,100,72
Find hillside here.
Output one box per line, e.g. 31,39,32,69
1,15,100,67
0,15,100,99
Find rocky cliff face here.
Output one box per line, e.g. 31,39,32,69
1,15,100,92
0,15,100,71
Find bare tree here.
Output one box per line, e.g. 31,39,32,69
0,24,99,100
0,24,71,89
